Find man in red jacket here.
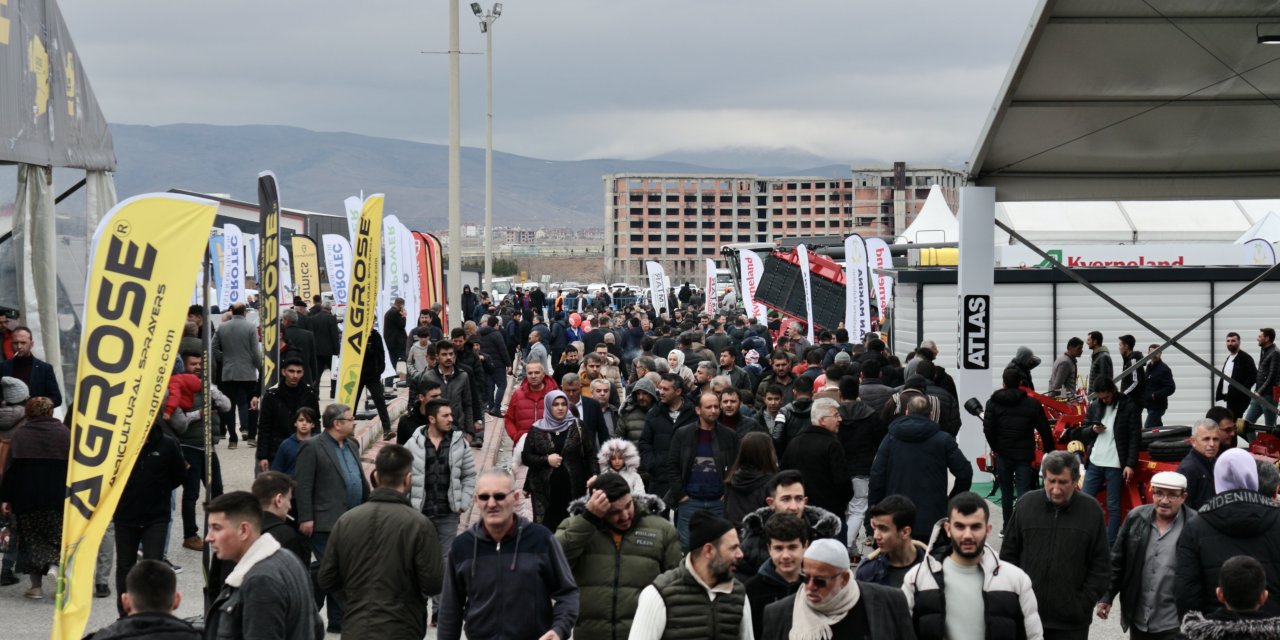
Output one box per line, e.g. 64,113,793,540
502,361,558,464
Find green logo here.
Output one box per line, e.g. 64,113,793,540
1035,249,1063,268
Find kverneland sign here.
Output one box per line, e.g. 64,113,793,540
996,240,1276,269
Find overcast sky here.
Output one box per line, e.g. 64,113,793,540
58,1,1037,163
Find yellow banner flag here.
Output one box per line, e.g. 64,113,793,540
53,194,217,640
336,195,383,407
290,234,321,303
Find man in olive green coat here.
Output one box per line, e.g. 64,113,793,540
556,472,681,640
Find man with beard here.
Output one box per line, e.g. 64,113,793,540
556,473,681,640
762,539,915,640
1217,331,1257,424
630,511,752,640
902,492,1042,640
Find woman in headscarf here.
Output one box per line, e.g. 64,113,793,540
0,397,69,599
522,390,599,530
666,349,695,389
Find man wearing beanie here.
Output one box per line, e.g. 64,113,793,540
1097,471,1196,639
761,538,913,640
1176,448,1280,619
629,510,751,640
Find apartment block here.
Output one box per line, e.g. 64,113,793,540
603,163,964,281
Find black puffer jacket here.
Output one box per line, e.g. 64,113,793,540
1176,489,1280,618
779,426,852,519
982,388,1054,463
838,399,885,477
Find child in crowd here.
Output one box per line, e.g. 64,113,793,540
597,438,645,495
406,327,432,382
162,370,202,421
271,406,318,477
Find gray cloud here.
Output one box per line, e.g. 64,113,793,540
59,1,1036,161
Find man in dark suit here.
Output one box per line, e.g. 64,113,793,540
281,309,319,388
562,373,610,447
1218,331,1258,422
309,300,343,397
0,326,62,407
295,403,370,633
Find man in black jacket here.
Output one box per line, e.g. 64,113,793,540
252,471,311,569
638,374,697,503
983,367,1055,532
282,309,319,388
1245,327,1280,431
868,394,972,542
1066,377,1141,546
1217,331,1258,424
255,358,320,474
781,397,854,544
665,392,740,551
309,301,342,398
84,561,199,640
1144,344,1176,428
837,376,885,549
113,423,186,617
1096,471,1196,639
1001,451,1111,640
1118,334,1147,411
1177,418,1220,510
477,315,511,415
911,361,962,437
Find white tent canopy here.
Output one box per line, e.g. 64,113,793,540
995,199,1280,245
896,185,958,243
1236,210,1280,245
968,0,1280,201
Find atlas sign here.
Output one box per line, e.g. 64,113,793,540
961,294,989,370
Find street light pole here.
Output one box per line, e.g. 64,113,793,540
447,0,462,329
474,3,501,297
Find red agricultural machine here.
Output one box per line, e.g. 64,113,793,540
974,386,1280,520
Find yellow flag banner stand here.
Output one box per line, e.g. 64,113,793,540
290,234,321,304
336,194,383,408
52,194,218,640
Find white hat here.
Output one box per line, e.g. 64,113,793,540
802,539,850,571
1151,471,1187,491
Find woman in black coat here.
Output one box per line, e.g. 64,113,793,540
0,397,68,600
522,390,598,531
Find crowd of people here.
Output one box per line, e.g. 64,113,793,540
2,288,1280,639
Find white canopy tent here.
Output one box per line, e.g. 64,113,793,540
1236,210,1280,244
896,184,959,243
995,199,1280,244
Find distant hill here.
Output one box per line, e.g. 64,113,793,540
12,123,863,229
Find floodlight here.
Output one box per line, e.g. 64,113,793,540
471,2,483,17
493,3,502,16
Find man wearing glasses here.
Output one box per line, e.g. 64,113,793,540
439,469,579,640
294,403,370,633
762,538,914,640
1096,471,1195,640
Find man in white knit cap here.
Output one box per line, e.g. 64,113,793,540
760,538,913,640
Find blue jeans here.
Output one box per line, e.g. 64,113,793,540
996,459,1033,531
1245,396,1277,430
310,532,343,628
1082,462,1124,546
676,498,725,552
1144,406,1166,428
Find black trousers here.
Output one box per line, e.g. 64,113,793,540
114,520,167,616
181,447,223,539
354,378,391,431
220,380,259,440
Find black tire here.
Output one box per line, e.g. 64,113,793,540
1148,438,1191,463
1141,425,1192,442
